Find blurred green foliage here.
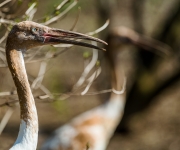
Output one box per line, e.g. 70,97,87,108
52,99,69,116
83,51,92,59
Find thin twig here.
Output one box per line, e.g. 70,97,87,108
28,8,37,21
87,20,110,36
24,2,37,21
53,47,72,57
0,107,14,135
73,44,98,89
69,7,81,31
81,67,101,95
0,47,5,52
0,76,53,101
31,51,52,90
0,85,126,107
0,18,16,25
0,91,17,96
26,47,43,62
0,100,18,107
0,30,9,44
25,2,37,16
44,0,78,26
0,51,7,65
28,75,54,99
0,0,11,8
56,0,70,10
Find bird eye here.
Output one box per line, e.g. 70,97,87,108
32,27,38,33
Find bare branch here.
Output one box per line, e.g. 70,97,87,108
31,51,52,90
81,67,101,95
69,7,81,31
0,74,125,107
56,0,70,10
87,20,110,36
26,47,43,62
0,51,7,65
0,0,11,8
25,2,37,21
0,30,9,44
0,18,16,25
43,0,78,26
25,2,37,16
0,91,17,96
0,83,127,107
53,44,72,48
28,75,54,100
52,47,72,57
0,100,18,107
0,47,5,52
73,43,99,89
0,107,14,135
83,89,112,95
28,8,37,21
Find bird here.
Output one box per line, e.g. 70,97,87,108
41,26,172,150
40,29,127,150
5,21,107,150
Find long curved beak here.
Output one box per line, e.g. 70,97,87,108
43,28,107,51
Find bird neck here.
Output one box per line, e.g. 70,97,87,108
6,47,38,150
110,55,126,99
100,56,126,139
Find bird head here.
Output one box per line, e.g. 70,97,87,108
7,21,107,51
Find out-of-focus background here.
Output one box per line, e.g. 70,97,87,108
0,0,180,150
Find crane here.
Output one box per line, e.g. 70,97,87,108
5,21,107,150
41,26,171,150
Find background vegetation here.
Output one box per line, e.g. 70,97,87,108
0,0,180,149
